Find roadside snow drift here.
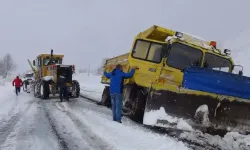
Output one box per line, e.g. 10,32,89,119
74,73,104,101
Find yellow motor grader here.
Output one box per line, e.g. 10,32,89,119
29,50,80,99
100,25,250,134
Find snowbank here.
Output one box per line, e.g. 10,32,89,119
143,107,194,131
73,73,105,102
0,74,15,86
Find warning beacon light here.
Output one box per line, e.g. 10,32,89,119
175,32,183,38
210,41,217,48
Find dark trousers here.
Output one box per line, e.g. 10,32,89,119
15,87,20,95
59,87,69,101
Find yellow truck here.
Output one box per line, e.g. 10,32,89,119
100,25,250,133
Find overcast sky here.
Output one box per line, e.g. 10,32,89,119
0,0,249,74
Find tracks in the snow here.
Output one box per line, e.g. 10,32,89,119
41,101,70,150
54,102,114,150
44,109,69,150
79,96,223,150
0,100,35,146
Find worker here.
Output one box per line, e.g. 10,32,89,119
12,76,23,96
103,64,138,123
56,73,69,102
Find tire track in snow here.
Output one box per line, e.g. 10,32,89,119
55,102,114,150
0,100,35,146
43,103,69,150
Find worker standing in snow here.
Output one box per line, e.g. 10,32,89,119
103,64,138,123
12,76,23,96
56,73,69,102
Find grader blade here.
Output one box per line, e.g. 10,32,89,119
143,67,250,133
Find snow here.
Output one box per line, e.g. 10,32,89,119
73,72,250,149
43,76,53,81
194,104,210,126
67,100,189,150
1,72,250,149
0,81,61,150
143,107,194,132
73,73,105,102
0,77,190,150
165,33,213,50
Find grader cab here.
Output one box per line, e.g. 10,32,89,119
31,49,80,99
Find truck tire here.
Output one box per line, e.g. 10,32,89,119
40,81,50,99
98,86,111,107
34,83,39,98
72,80,80,98
130,87,147,123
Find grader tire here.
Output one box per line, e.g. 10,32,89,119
40,81,50,100
72,80,80,98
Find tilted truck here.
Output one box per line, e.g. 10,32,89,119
99,25,250,134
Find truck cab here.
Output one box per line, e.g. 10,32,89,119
128,25,240,88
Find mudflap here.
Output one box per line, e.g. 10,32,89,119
143,88,250,134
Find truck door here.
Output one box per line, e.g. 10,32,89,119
160,42,203,88
129,39,165,87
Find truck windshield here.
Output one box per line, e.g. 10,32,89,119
166,42,203,70
43,58,62,65
204,53,232,72
25,74,33,77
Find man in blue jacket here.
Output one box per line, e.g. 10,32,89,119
104,64,138,123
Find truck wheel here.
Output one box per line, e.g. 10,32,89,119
34,83,39,97
194,104,210,126
130,87,147,123
40,81,49,99
72,80,80,98
98,86,111,107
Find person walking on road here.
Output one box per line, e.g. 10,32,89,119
103,64,138,123
12,76,23,96
56,73,69,102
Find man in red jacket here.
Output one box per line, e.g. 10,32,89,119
12,76,23,96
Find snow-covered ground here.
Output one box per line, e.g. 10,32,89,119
0,77,189,150
74,72,250,150
73,73,105,102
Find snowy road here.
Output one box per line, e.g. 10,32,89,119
1,83,250,150
0,85,188,150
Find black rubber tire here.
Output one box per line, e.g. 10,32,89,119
34,83,39,98
72,80,80,98
130,87,147,123
99,86,111,107
40,80,50,100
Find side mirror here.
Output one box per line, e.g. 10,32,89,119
239,70,243,76
233,65,243,76
33,60,35,66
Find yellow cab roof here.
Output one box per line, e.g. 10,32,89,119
38,54,64,58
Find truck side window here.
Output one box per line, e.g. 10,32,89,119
204,53,232,72
132,40,150,59
147,43,163,63
166,43,202,70
132,40,163,63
